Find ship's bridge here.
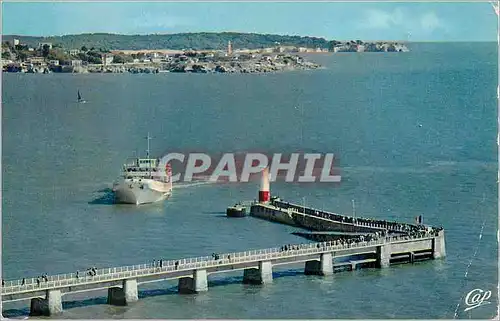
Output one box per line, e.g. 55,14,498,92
122,158,165,180
137,158,159,169
123,158,160,169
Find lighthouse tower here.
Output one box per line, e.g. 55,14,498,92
258,167,270,203
227,40,233,56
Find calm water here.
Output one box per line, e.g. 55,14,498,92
2,42,498,319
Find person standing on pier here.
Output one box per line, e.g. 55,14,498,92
36,278,40,286
21,278,25,286
76,271,79,279
159,259,163,268
2,279,4,287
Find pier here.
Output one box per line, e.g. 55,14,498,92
2,231,445,316
2,168,446,316
250,198,425,234
249,169,436,236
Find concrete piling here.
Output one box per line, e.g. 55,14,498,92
107,279,138,305
243,261,273,284
304,253,333,276
29,289,62,316
377,244,391,268
432,230,446,259
178,269,208,294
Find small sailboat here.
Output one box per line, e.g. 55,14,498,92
77,90,86,104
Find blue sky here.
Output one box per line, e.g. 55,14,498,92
2,2,498,41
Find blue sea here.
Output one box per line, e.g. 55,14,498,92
2,42,498,319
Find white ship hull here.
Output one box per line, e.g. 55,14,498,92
113,179,172,205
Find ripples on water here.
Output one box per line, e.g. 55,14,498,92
2,43,498,319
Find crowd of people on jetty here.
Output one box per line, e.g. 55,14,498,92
280,226,442,252
271,199,443,235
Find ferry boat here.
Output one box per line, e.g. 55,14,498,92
112,134,172,205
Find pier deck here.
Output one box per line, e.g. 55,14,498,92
1,231,445,316
250,199,428,234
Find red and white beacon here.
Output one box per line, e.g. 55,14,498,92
258,167,270,203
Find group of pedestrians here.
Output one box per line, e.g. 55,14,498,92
86,267,97,277
272,200,440,235
35,274,49,286
280,226,442,253
152,259,164,268
279,244,307,252
3,277,36,287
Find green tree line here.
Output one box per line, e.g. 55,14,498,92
3,32,331,51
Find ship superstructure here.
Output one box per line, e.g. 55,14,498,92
113,134,172,205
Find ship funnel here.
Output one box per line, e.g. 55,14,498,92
259,167,270,203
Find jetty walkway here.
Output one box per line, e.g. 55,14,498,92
251,198,431,235
1,231,445,316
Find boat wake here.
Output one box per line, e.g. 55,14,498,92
341,160,495,175
174,179,216,189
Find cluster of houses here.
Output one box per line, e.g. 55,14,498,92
108,42,329,65
2,40,91,73
2,39,407,73
331,42,409,53
2,56,86,73
2,38,333,72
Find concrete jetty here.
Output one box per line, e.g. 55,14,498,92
249,167,439,237
1,232,444,316
250,197,426,234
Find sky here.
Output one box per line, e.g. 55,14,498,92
1,1,498,41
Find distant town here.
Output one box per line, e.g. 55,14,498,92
2,37,409,74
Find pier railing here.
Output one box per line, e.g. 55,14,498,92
1,233,435,296
271,200,432,233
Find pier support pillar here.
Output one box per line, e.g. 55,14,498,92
178,269,208,294
30,290,63,316
107,279,138,306
377,244,391,268
304,253,333,276
243,261,273,284
433,230,446,259
409,252,415,263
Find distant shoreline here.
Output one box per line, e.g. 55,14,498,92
4,53,324,74
2,32,409,75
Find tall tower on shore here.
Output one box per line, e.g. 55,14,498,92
227,41,233,56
